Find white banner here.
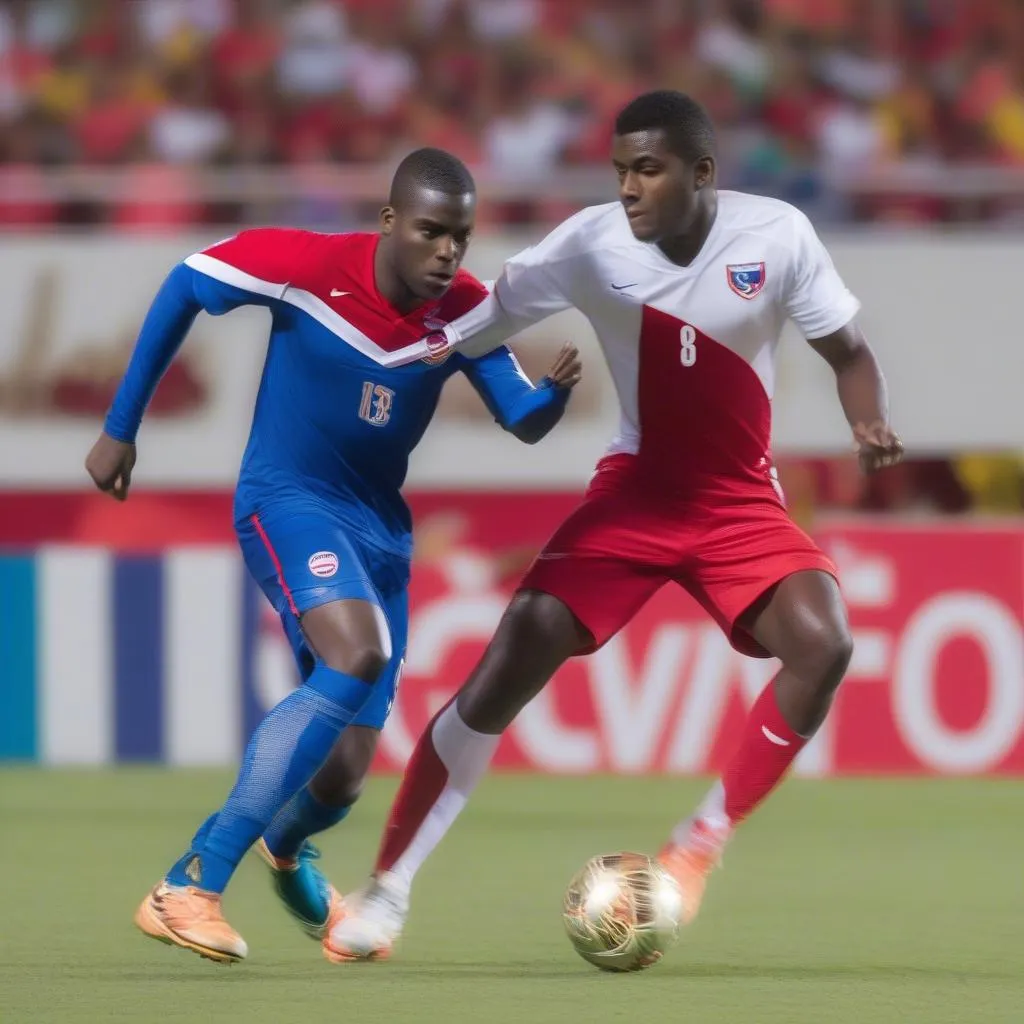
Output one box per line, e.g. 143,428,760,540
5,521,1023,773
0,231,1020,488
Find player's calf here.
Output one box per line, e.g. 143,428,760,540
661,571,853,920
259,729,377,940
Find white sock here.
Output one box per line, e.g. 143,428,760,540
670,781,732,849
383,702,500,891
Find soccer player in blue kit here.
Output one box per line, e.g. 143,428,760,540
85,148,581,964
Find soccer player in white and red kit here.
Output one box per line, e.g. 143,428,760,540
326,91,904,962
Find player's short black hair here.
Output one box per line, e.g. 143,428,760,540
388,148,476,208
614,90,716,164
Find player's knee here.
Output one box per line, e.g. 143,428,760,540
321,643,388,683
790,616,853,692
501,589,588,657
302,600,391,683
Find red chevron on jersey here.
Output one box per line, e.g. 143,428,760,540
186,229,487,363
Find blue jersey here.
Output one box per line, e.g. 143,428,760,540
105,229,570,557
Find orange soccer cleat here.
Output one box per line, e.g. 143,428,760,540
134,881,248,964
656,822,728,926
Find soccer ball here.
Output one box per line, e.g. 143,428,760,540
562,852,684,972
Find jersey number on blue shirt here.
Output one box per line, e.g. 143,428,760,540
359,381,395,427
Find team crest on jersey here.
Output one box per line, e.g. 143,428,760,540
726,262,766,299
420,329,453,365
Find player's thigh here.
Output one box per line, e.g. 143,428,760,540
520,554,665,655
237,504,376,615
237,505,385,672
519,474,671,653
741,569,852,678
302,599,393,680
678,507,839,658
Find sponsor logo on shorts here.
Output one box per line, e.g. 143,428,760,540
308,551,339,578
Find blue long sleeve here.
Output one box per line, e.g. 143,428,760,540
104,263,205,443
460,348,571,445
104,261,273,442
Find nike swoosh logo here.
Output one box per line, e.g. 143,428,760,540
610,282,638,291
330,289,350,297
761,725,790,746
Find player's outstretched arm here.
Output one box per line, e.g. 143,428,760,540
85,262,205,500
784,208,903,474
87,227,311,500
381,215,587,368
808,321,904,473
461,342,582,444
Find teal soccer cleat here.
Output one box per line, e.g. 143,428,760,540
255,839,345,940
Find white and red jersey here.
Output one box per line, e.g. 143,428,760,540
427,191,859,492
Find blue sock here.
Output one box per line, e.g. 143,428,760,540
166,813,218,886
192,813,217,848
263,788,352,859
165,666,371,893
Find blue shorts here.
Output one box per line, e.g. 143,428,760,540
236,501,410,730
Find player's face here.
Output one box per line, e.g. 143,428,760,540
382,189,476,301
612,130,712,242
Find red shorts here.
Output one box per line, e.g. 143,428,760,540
520,454,837,658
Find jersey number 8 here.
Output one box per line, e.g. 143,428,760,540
359,382,394,426
679,325,697,367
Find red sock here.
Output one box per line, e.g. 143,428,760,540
721,679,807,825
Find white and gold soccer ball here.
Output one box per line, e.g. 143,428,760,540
562,852,684,972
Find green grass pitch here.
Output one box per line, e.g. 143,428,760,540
1,770,1021,1024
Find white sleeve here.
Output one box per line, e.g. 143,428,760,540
375,216,581,367
785,211,860,340
438,224,578,358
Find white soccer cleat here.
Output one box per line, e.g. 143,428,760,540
322,872,409,962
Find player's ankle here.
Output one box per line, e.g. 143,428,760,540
671,815,731,854
374,869,410,896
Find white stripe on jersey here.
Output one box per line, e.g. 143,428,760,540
185,252,415,367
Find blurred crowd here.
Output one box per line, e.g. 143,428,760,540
777,453,1024,521
4,0,1024,227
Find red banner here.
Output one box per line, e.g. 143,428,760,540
370,504,1024,776
6,492,1024,775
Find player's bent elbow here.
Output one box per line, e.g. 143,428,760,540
506,420,549,444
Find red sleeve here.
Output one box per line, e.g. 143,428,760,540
438,269,489,321
195,228,321,291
